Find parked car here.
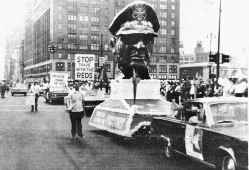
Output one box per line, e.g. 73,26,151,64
45,86,68,104
11,83,28,96
151,97,248,170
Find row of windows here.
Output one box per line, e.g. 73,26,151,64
56,42,110,51
160,20,176,27
149,64,178,73
160,29,176,35
65,10,175,23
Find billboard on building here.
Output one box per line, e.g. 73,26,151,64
75,54,95,81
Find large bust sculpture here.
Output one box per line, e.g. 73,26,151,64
109,1,160,79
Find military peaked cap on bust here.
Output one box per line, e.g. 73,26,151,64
109,1,160,36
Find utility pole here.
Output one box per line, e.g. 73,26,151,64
208,33,214,78
216,0,222,84
99,33,103,69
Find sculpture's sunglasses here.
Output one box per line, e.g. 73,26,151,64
120,34,154,46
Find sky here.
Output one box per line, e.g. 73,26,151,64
0,0,248,80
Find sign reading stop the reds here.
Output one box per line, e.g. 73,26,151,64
75,54,95,81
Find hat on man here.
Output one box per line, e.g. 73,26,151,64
109,1,160,36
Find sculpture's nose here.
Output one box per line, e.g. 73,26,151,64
133,40,145,49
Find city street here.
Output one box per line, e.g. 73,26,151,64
0,94,212,170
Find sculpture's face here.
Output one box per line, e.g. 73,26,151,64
116,34,154,79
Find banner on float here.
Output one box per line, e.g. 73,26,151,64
75,54,95,81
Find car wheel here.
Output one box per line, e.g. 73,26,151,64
163,143,173,159
219,155,236,170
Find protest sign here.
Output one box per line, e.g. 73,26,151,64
75,54,95,81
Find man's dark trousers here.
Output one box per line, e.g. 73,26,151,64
35,94,39,111
69,112,84,137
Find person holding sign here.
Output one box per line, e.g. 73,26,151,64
68,85,85,140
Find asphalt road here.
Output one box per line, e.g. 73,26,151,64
0,93,212,170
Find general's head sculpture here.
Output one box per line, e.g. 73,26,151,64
109,1,160,79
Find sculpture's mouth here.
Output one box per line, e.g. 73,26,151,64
129,50,148,68
130,57,146,66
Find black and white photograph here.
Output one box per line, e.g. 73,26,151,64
0,0,248,169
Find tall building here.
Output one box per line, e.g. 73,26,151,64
4,28,24,82
23,0,180,81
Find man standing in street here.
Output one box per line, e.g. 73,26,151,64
0,81,7,98
32,82,41,112
68,85,85,140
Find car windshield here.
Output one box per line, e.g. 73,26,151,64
210,102,248,123
15,83,27,89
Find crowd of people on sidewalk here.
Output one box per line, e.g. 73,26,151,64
160,78,248,104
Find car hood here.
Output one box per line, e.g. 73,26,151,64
213,122,248,141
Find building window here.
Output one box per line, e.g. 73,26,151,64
161,12,167,18
58,53,62,59
68,33,77,39
58,14,62,20
68,24,76,32
171,48,175,53
67,15,77,21
91,35,99,41
58,44,62,49
171,13,175,19
171,29,175,35
161,29,167,35
161,20,167,26
56,62,65,71
171,21,175,27
104,44,109,51
58,24,62,30
169,65,177,73
159,56,165,62
159,65,167,73
159,47,166,53
150,56,157,63
91,44,99,50
68,44,76,49
79,34,88,40
91,26,100,32
159,4,167,9
91,17,99,23
79,45,88,50
171,5,175,10
79,15,89,22
149,65,157,73
67,54,71,59
106,63,111,72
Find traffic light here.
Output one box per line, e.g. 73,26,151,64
221,54,230,63
48,44,57,53
209,53,218,63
